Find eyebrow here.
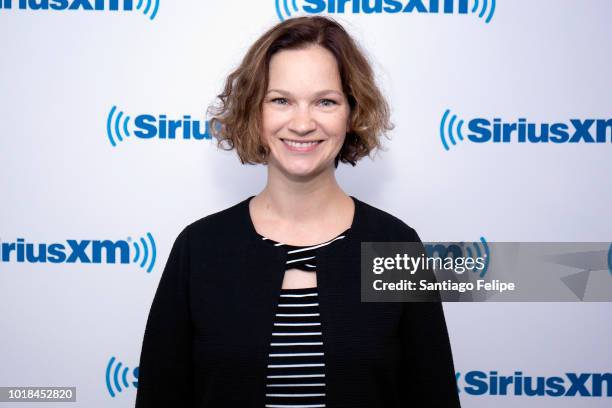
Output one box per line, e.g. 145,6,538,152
266,89,344,98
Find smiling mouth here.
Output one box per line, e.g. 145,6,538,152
280,138,324,152
281,139,324,146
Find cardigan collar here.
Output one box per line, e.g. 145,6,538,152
240,194,364,255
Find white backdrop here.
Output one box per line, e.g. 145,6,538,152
1,0,610,406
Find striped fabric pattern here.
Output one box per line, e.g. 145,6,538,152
259,230,349,408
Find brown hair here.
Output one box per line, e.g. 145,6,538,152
207,16,393,168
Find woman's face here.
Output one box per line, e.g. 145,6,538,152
262,44,350,178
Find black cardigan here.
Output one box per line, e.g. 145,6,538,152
135,195,461,407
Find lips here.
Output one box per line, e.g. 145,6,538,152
281,138,324,152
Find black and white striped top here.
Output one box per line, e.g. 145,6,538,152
259,229,349,408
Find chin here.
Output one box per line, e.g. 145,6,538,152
277,160,325,177
284,165,319,177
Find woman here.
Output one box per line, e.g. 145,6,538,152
135,16,460,408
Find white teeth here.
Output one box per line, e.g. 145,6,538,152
283,140,320,148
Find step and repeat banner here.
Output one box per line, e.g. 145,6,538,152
1,1,610,407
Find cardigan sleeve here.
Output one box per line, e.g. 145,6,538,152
135,225,195,407
399,227,461,407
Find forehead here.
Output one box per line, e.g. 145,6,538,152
267,44,343,92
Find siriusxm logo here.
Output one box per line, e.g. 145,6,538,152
106,356,138,398
0,232,156,272
107,106,211,147
275,0,495,23
440,109,612,151
425,237,489,277
456,370,611,397
0,0,159,20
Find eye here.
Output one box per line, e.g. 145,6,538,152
319,99,337,107
270,97,289,105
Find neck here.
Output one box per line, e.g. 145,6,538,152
254,164,353,230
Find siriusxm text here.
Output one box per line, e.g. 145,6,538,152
303,0,469,14
458,371,611,397
134,115,211,140
0,0,134,10
1,238,130,264
467,118,611,143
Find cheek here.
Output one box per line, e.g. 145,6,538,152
261,107,272,133
319,113,349,140
262,107,287,135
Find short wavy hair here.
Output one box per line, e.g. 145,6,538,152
207,16,393,168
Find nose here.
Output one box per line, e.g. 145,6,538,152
288,105,316,137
